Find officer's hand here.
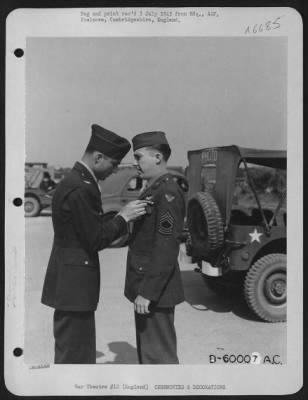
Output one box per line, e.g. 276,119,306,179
118,200,147,222
134,295,151,314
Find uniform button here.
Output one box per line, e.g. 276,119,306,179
84,261,89,265
138,266,143,271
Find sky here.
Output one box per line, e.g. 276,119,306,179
26,37,287,168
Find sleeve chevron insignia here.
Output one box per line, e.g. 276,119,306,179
158,211,174,235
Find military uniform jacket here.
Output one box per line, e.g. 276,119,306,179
124,173,185,308
41,162,127,312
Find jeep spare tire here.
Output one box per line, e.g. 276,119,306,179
187,191,224,259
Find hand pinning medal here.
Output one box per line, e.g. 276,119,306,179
145,195,154,214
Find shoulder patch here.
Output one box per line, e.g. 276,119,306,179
158,211,174,235
165,193,175,202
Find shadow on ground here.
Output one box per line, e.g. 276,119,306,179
181,270,261,322
100,342,138,364
96,350,105,359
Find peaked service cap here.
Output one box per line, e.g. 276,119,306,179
87,124,131,161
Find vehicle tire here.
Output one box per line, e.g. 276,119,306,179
244,253,286,322
24,196,41,217
187,191,224,260
104,212,129,248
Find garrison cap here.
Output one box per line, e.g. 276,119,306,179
132,131,170,151
88,124,131,161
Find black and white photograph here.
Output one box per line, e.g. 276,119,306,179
5,7,303,396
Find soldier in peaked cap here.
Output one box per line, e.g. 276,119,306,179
41,124,148,364
124,131,186,364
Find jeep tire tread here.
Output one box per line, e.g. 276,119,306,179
187,191,224,259
244,253,286,322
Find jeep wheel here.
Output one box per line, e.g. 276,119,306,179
24,196,41,217
244,254,286,322
187,191,224,259
104,212,129,248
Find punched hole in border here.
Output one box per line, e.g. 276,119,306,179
13,198,23,207
13,347,23,357
14,48,24,58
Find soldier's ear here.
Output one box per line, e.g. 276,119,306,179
94,152,104,163
154,151,163,164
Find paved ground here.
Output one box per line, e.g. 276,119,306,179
24,214,286,365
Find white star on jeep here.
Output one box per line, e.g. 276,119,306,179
249,229,263,243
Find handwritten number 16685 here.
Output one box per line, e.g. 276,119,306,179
245,16,282,35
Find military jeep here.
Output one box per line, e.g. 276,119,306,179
25,165,57,217
186,146,286,322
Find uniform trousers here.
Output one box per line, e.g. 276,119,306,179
53,309,96,364
134,306,179,364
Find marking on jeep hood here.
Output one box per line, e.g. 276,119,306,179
249,228,263,243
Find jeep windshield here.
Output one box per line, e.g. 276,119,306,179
231,162,286,227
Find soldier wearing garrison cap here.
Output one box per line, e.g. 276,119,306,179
124,130,185,364
41,124,148,364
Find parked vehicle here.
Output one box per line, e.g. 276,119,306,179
25,165,57,217
185,145,286,322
